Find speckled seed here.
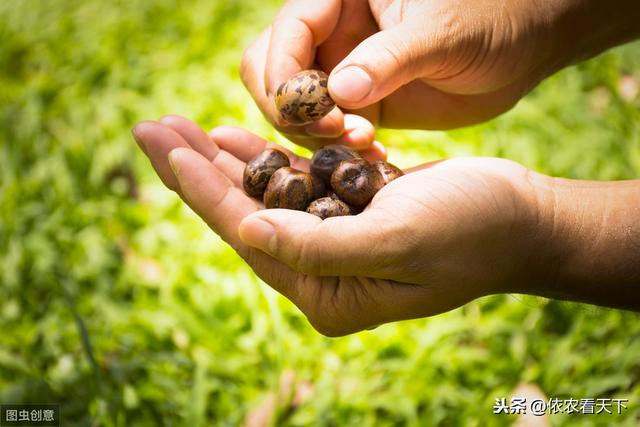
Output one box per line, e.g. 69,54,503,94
263,167,315,210
331,158,385,209
325,191,361,214
310,144,360,184
275,70,336,125
243,149,290,198
372,160,404,184
306,197,352,220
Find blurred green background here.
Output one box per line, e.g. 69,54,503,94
1,0,639,426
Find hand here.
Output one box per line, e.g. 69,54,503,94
132,116,545,335
243,0,640,136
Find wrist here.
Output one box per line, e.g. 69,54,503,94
525,174,640,309
545,0,640,72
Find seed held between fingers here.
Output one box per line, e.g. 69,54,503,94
275,70,336,125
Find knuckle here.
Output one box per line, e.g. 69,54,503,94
382,36,408,70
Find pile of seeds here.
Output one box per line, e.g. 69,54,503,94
243,145,403,219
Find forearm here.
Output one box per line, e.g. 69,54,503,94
529,175,640,310
547,0,640,70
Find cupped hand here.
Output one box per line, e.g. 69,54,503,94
243,0,564,137
132,116,543,336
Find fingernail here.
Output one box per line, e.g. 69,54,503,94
131,127,147,154
329,66,372,103
239,217,276,254
168,149,181,177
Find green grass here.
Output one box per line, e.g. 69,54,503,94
1,0,639,425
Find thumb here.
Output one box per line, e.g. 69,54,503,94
238,208,397,278
328,23,436,109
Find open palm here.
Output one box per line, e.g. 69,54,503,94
133,116,538,335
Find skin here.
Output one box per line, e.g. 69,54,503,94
132,0,640,335
132,117,640,336
241,0,640,147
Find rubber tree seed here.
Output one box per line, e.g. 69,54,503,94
330,158,385,209
310,173,328,200
243,149,290,198
310,144,360,185
306,197,352,220
372,160,404,184
263,167,315,210
274,70,336,125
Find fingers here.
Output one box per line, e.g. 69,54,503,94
133,121,305,302
315,0,382,124
336,114,386,161
167,148,301,299
209,126,311,172
132,121,254,241
210,124,387,168
328,22,442,110
159,115,247,188
158,115,219,161
167,148,257,250
238,208,409,278
240,3,380,149
240,28,276,118
303,108,344,138
360,142,387,162
265,0,341,96
282,113,385,155
278,122,378,152
241,27,347,144
131,121,191,191
334,114,375,151
315,0,378,71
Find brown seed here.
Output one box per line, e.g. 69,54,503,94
331,158,385,209
263,167,315,210
325,191,361,214
306,197,352,220
310,173,328,200
243,149,290,198
310,144,360,185
275,70,336,125
372,160,404,184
